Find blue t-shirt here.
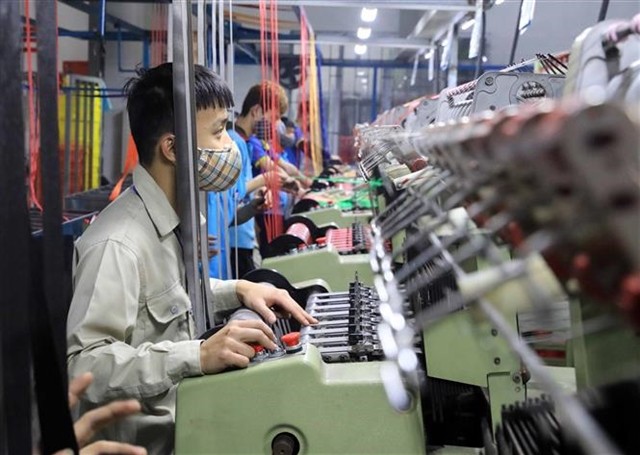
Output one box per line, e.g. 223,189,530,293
247,135,269,178
281,126,303,169
207,129,254,278
228,129,255,250
246,132,296,217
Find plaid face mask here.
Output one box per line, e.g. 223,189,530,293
197,141,242,192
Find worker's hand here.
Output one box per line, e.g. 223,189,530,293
605,14,640,42
251,187,272,211
207,235,219,259
260,169,290,188
197,235,218,260
235,280,318,326
299,175,314,190
281,177,303,196
55,372,147,455
199,319,278,373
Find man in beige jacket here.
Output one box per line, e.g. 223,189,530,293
66,63,316,453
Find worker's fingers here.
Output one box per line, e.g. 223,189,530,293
74,400,141,447
79,440,147,455
230,327,278,351
227,320,277,345
267,291,318,326
225,337,257,359
220,350,251,370
68,372,94,408
242,298,278,325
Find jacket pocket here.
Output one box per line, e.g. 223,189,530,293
145,281,191,325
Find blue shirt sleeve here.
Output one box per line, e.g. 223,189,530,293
248,136,269,177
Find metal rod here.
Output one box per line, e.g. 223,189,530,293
88,83,95,188
73,79,81,193
197,0,205,65
63,88,72,196
173,0,207,335
99,0,106,37
598,0,610,22
370,66,378,122
218,0,225,79
210,0,217,72
227,0,235,92
83,82,90,190
508,0,525,64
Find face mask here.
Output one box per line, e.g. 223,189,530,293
255,118,271,141
197,141,242,191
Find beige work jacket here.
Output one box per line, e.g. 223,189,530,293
67,165,240,453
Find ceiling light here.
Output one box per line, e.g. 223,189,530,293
461,18,475,31
424,50,434,60
441,39,448,47
354,44,367,55
357,70,366,76
361,78,368,83
482,55,488,63
361,7,378,23
357,27,372,40
495,0,505,4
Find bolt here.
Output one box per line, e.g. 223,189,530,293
512,373,521,384
494,357,501,365
491,328,498,336
515,386,521,393
485,76,494,86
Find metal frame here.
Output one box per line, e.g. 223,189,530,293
234,1,476,11
172,0,208,335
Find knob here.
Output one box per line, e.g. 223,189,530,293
281,332,302,353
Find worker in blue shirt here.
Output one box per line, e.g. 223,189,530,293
208,127,272,279
234,82,310,257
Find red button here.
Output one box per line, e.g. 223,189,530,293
281,332,301,347
252,344,264,353
316,237,327,246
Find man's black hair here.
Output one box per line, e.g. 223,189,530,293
124,63,234,166
239,82,283,117
239,84,263,118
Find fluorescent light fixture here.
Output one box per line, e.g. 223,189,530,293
441,39,448,47
482,55,488,63
495,0,505,4
424,49,434,60
461,18,475,31
354,44,367,55
357,70,366,76
357,27,372,40
361,78,368,83
361,7,377,22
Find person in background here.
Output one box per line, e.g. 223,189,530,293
242,82,312,188
280,116,304,171
234,82,309,255
66,63,316,453
208,123,272,280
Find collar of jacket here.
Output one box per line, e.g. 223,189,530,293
132,165,180,237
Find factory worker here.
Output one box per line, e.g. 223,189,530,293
66,63,317,453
